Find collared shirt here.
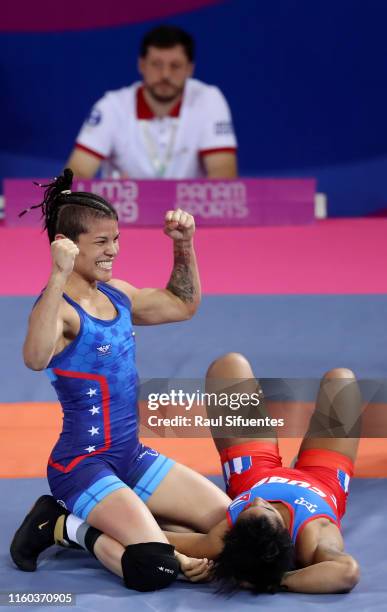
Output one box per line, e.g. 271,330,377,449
75,78,237,178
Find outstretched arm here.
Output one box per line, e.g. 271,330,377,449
110,209,201,324
281,548,360,594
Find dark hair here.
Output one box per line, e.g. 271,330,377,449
140,25,194,62
20,168,118,243
214,515,295,594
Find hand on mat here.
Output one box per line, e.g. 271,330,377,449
175,551,214,582
164,209,195,242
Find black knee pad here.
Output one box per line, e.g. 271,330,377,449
121,542,179,592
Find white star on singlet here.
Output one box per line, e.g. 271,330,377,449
86,388,97,398
88,426,100,436
89,405,100,415
85,446,96,453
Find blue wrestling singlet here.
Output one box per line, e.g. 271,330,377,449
46,282,174,519
227,473,339,543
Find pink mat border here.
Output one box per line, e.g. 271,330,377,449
2,219,387,295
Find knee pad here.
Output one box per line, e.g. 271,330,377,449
121,542,179,592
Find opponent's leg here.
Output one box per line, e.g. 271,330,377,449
204,352,282,499
298,368,362,462
147,353,277,531
205,352,277,452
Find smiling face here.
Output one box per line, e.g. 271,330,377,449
138,45,193,104
71,217,120,283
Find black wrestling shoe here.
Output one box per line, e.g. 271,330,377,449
10,495,70,572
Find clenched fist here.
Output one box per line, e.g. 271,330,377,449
164,209,195,242
51,238,79,276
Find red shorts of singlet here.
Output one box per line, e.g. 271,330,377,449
220,442,354,520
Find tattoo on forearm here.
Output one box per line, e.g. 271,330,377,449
167,243,195,303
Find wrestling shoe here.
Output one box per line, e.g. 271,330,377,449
10,495,70,571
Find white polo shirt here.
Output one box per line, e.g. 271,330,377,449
75,78,237,178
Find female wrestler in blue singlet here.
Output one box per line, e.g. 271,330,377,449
10,169,228,590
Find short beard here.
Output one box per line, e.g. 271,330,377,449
146,84,183,105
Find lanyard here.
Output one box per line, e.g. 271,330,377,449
140,119,179,178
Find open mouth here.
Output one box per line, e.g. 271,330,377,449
96,260,113,270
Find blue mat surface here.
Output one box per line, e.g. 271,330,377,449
1,292,386,610
2,295,387,402
0,477,385,611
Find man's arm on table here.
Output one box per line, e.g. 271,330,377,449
281,546,360,594
202,150,237,178
68,147,237,179
110,210,201,324
66,147,101,179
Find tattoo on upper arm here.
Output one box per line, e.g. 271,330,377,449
166,243,195,303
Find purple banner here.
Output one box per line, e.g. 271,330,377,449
4,178,316,227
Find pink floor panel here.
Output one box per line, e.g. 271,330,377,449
2,218,386,295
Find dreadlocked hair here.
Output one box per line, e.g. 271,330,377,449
20,168,118,243
213,515,295,595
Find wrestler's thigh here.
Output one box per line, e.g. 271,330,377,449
298,437,359,463
298,368,361,463
146,462,230,532
205,352,277,453
87,487,168,547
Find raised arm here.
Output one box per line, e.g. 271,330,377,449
111,209,201,325
23,239,79,370
281,547,360,594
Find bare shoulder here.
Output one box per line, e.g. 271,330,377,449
108,279,138,300
31,293,71,326
58,296,80,339
297,519,344,566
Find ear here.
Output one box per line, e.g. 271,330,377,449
138,57,145,77
54,233,67,241
187,62,195,78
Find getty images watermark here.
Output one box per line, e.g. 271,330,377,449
146,388,284,429
138,378,290,438
137,378,387,439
